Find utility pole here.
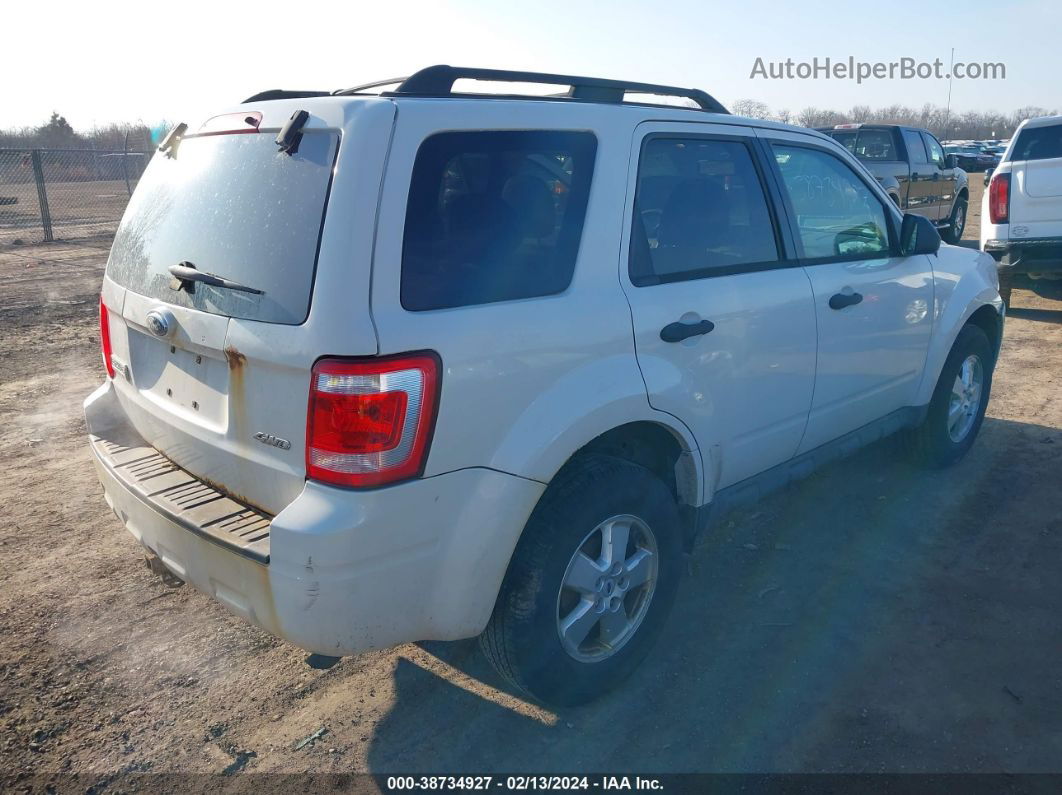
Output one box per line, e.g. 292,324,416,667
943,47,955,140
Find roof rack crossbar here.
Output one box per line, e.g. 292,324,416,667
386,65,729,114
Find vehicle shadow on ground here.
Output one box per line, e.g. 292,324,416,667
366,416,1062,773
1007,306,1062,325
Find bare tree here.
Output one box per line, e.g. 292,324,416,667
731,99,772,119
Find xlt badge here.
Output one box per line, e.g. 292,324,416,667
254,432,291,450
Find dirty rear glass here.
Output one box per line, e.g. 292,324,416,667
106,130,339,324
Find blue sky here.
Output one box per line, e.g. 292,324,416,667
5,0,1058,129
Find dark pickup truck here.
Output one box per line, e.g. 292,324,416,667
816,124,969,244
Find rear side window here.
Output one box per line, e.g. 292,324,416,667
106,130,339,325
1010,125,1062,162
629,137,780,286
401,130,597,311
903,130,928,163
831,129,896,161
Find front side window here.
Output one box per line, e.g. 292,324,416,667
629,137,780,286
923,134,946,167
401,130,596,311
772,144,891,261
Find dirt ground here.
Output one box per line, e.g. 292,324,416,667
2,179,1061,787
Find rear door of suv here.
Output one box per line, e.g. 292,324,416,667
620,121,818,490
99,99,395,514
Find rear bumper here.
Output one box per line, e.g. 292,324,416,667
983,236,1062,275
85,382,545,655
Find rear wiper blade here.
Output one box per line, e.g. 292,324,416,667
168,262,264,295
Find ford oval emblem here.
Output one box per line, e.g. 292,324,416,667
146,309,171,338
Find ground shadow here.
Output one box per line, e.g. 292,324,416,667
1007,306,1062,325
367,417,1062,773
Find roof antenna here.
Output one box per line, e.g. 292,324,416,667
276,110,310,155
158,122,187,158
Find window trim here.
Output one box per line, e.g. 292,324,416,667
627,131,794,288
398,128,599,312
762,137,901,267
902,128,929,164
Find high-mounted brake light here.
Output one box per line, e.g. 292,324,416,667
306,353,440,488
988,173,1010,224
99,296,115,379
195,111,263,136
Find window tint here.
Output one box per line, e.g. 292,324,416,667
1010,124,1062,162
772,145,891,261
903,130,929,163
831,129,896,161
401,131,596,311
923,133,945,166
628,138,779,286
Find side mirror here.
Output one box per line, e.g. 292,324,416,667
944,154,958,169
984,167,994,187
900,213,941,256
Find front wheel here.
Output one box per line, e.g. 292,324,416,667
940,196,968,244
905,325,993,468
480,455,683,706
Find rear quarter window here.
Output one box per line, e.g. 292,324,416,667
400,130,597,311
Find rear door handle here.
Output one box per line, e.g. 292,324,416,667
660,319,715,342
829,292,863,310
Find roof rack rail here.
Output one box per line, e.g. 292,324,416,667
333,77,408,96
336,65,728,113
243,89,331,103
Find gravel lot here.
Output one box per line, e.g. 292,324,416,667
2,180,1061,787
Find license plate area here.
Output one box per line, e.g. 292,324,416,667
127,331,229,429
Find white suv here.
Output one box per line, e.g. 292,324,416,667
982,115,1062,305
86,66,1004,705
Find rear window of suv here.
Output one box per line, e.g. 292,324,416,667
106,129,339,325
1009,124,1062,162
401,130,597,311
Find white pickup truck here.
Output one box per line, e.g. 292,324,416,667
982,115,1062,305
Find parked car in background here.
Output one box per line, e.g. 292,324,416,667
982,115,1062,305
85,67,1004,706
945,145,997,172
818,123,969,243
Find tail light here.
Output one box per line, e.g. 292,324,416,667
988,173,1010,224
306,353,440,488
99,296,115,379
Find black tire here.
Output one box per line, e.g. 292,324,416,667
480,454,684,706
941,196,968,244
905,325,993,468
997,272,1013,308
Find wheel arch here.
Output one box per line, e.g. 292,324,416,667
915,247,1004,405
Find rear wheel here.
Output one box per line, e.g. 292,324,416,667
941,196,968,244
480,455,683,706
905,325,993,467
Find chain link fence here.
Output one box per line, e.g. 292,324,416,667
0,146,152,245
